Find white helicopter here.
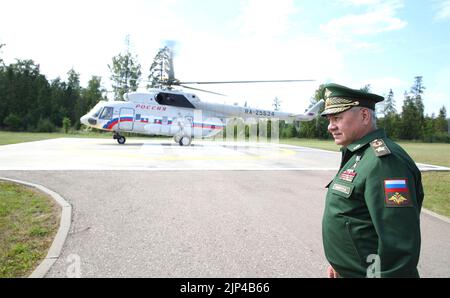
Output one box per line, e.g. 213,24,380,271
80,49,324,146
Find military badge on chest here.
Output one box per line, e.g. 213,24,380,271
339,169,356,182
339,155,361,182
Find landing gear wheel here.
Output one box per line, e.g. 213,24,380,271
179,136,192,146
117,136,126,144
174,135,182,143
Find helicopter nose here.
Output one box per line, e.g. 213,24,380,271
80,115,89,126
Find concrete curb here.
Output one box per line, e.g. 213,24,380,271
422,208,450,224
0,177,72,278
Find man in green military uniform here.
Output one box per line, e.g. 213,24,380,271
321,83,424,278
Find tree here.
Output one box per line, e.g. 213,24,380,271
360,84,371,93
49,77,67,128
281,122,298,138
422,114,436,142
410,76,426,138
435,106,448,133
62,117,71,134
76,76,104,128
36,117,56,132
411,76,425,116
384,89,396,115
298,84,329,139
3,113,22,131
108,36,142,100
0,59,50,131
0,49,7,125
0,54,111,132
377,89,399,139
147,46,174,89
400,91,423,140
65,68,81,126
0,43,5,66
84,76,104,109
378,112,401,139
272,97,282,111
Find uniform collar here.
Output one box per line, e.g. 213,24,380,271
345,128,387,152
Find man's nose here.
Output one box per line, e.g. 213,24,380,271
328,121,336,132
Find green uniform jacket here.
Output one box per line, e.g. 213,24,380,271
322,129,424,278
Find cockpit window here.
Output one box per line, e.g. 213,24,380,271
99,107,114,120
92,107,103,118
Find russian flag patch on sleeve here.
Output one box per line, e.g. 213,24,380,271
384,179,413,207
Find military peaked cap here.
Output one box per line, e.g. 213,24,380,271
320,83,384,116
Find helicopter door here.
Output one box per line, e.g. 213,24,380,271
119,108,135,131
160,116,170,135
183,116,193,136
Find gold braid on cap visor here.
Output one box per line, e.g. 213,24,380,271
324,98,360,109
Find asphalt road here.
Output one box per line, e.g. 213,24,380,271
0,138,449,277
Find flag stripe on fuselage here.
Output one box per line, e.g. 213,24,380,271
103,117,224,131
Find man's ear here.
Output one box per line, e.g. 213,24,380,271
361,108,371,125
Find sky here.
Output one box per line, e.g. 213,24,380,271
1,0,449,115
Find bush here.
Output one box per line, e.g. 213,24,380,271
62,117,71,134
432,132,450,143
3,113,22,131
36,118,56,132
422,132,450,143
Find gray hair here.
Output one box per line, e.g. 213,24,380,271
351,107,377,129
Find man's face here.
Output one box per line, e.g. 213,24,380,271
326,108,364,147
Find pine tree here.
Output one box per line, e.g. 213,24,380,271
0,43,5,66
436,106,448,133
411,76,425,116
410,76,426,139
400,90,422,140
272,97,282,111
65,68,81,125
384,89,396,115
147,46,175,89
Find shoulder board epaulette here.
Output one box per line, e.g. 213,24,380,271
370,139,391,157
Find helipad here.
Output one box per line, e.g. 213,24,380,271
0,138,342,171
1,137,447,171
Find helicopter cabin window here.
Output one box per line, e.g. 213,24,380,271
155,92,195,109
99,107,114,120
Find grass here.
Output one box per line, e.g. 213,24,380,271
0,131,65,145
280,138,450,168
0,181,60,278
394,142,450,168
0,130,114,146
280,138,340,152
422,172,450,218
0,130,172,146
280,138,450,217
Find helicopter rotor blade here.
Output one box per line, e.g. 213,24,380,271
180,84,227,96
178,79,315,85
